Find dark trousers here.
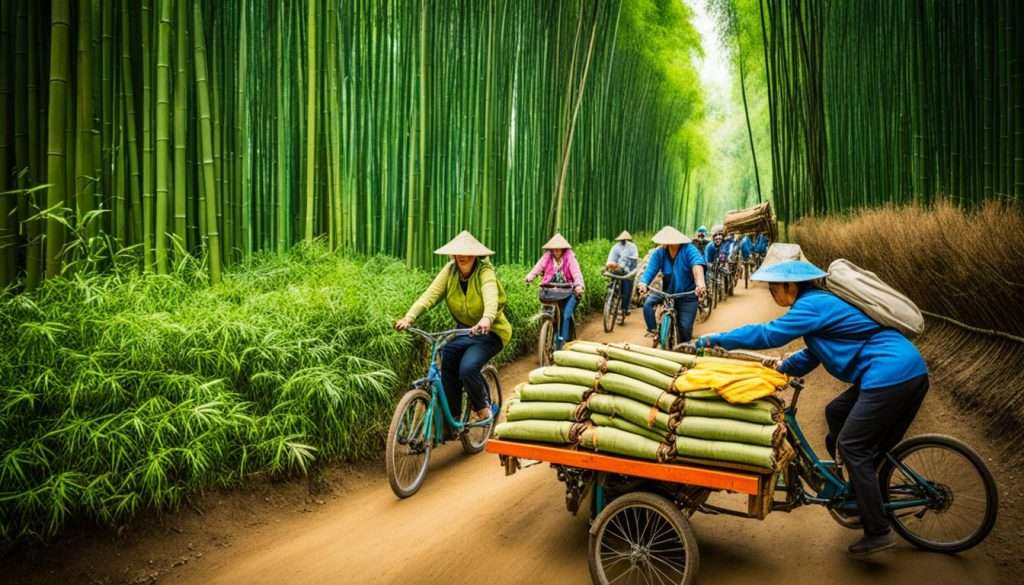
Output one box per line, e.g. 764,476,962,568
825,374,930,536
643,295,699,342
440,332,503,415
611,270,634,313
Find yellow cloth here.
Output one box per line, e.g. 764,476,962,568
674,359,789,404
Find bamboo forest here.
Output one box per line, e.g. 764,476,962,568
1,1,1023,584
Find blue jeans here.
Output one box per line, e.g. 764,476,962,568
440,332,503,415
619,278,633,313
560,294,578,344
643,295,699,342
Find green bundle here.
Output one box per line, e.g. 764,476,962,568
494,420,577,444
528,366,600,388
599,372,679,412
605,360,674,391
506,398,583,422
590,413,670,443
564,340,606,356
518,383,592,404
674,416,784,447
609,343,697,368
680,395,780,425
579,426,670,462
603,346,683,376
587,393,672,432
552,350,607,372
675,436,778,470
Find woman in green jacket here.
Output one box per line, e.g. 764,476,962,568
395,231,511,423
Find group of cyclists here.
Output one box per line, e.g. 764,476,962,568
392,226,931,555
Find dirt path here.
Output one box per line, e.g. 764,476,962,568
161,283,1002,585
8,283,1012,585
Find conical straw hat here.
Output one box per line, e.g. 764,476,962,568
542,233,572,250
651,225,691,245
614,230,633,241
434,230,495,256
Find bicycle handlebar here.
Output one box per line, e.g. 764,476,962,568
404,327,473,343
645,286,697,299
602,269,638,281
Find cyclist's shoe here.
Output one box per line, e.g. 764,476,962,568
554,335,565,350
443,427,460,441
644,329,658,338
848,531,895,556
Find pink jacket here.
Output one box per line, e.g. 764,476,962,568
527,250,585,290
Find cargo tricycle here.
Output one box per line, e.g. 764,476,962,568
487,348,998,585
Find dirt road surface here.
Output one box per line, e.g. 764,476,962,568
158,283,1002,585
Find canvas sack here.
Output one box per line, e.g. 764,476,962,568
825,259,925,338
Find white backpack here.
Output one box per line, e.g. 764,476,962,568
825,259,925,338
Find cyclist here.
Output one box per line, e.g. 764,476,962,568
525,233,585,349
739,233,753,261
692,225,710,254
695,260,929,557
754,231,769,255
395,231,511,425
605,230,639,316
636,226,706,342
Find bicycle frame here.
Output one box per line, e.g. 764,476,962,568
778,381,935,513
406,328,494,445
647,287,696,348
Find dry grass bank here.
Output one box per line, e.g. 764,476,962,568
792,202,1024,450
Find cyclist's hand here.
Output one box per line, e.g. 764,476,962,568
762,357,783,371
637,283,649,295
524,275,534,286
695,336,712,350
606,262,619,271
470,317,492,336
695,284,706,298
394,318,413,331
574,286,584,298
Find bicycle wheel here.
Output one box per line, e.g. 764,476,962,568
588,492,700,585
385,388,433,498
658,314,675,350
603,287,619,333
879,434,998,553
537,319,555,366
696,293,710,323
460,365,503,454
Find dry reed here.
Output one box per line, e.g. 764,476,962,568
792,202,1024,454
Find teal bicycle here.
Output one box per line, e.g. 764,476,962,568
385,328,503,498
646,287,698,350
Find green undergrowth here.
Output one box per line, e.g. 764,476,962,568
0,236,649,541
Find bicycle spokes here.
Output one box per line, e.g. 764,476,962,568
886,445,989,546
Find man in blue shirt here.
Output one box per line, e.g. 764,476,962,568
696,260,929,556
606,231,640,316
692,225,709,255
754,231,769,255
637,225,706,342
739,233,753,260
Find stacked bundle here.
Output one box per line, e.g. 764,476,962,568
494,341,791,472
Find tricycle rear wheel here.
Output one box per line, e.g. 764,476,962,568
588,491,699,585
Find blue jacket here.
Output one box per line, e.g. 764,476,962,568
704,242,719,265
754,234,768,254
707,288,928,390
739,236,753,259
640,245,706,294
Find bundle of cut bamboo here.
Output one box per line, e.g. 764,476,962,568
494,341,793,472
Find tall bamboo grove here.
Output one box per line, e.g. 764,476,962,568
0,0,706,288
756,0,1024,227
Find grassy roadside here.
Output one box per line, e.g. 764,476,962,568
0,236,649,541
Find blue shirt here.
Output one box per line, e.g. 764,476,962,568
606,241,639,272
754,234,768,254
640,245,706,294
739,236,752,259
708,289,928,390
704,242,719,265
